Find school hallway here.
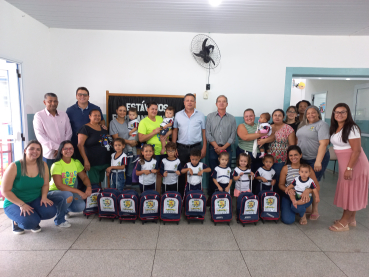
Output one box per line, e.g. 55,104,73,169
1,171,368,277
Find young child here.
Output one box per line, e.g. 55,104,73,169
135,144,158,193
212,151,232,193
160,142,182,192
257,112,272,158
106,138,128,193
255,154,276,193
127,107,140,157
233,153,254,197
285,164,320,215
181,149,211,192
160,106,175,155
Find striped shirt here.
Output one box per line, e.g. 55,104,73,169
285,165,300,187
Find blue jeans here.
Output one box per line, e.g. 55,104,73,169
272,162,285,193
208,145,232,197
303,151,330,182
47,191,85,225
110,171,125,193
4,197,57,229
281,195,313,224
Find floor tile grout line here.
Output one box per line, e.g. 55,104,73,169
229,224,252,277
46,216,94,277
150,222,161,277
294,222,348,277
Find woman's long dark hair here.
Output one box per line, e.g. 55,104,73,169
55,140,75,163
21,140,45,177
286,145,302,165
329,103,361,143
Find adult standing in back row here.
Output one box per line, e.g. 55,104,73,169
206,95,236,205
172,93,207,197
66,87,105,190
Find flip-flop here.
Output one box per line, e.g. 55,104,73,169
309,214,320,220
329,221,349,232
334,220,356,227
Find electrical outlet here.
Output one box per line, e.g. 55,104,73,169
203,91,209,99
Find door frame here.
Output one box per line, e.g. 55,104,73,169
353,82,369,137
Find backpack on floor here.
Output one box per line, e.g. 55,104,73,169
83,188,101,218
237,192,259,226
160,191,182,225
184,190,206,224
211,191,232,225
139,190,160,224
258,190,280,223
97,188,119,221
183,173,202,210
117,189,139,223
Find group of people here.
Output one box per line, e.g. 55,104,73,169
1,88,368,234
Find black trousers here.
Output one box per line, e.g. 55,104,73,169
177,144,202,197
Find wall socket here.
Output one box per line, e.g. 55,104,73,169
203,91,209,99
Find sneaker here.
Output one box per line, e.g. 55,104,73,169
31,225,42,233
12,221,25,235
65,212,71,219
57,220,71,228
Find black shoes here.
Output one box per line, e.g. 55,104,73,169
12,221,25,235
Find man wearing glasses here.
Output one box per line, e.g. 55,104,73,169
66,87,105,188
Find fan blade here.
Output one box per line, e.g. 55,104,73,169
209,56,215,65
206,45,214,53
193,52,205,58
202,38,208,51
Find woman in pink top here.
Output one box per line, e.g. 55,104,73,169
329,103,369,232
258,109,296,187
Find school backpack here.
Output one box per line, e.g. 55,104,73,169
211,191,233,225
83,188,101,218
160,191,182,225
258,190,280,223
183,173,202,210
184,190,206,224
97,188,119,221
117,189,139,224
139,190,160,224
237,192,259,226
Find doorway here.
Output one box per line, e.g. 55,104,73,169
312,92,327,121
0,58,25,205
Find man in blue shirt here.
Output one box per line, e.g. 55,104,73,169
172,93,206,196
66,87,105,189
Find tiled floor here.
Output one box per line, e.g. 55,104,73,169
1,171,369,277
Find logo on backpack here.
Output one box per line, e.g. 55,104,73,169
92,195,97,203
214,198,229,214
264,196,277,212
143,199,158,214
247,201,255,209
267,198,274,205
124,200,132,208
163,198,179,214
167,199,175,208
218,200,226,209
188,199,203,212
100,197,115,212
121,199,136,213
104,199,112,207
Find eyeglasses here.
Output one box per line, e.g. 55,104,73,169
62,148,74,151
77,93,88,97
334,111,347,115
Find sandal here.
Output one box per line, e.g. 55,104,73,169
334,220,356,227
329,221,349,232
309,213,320,220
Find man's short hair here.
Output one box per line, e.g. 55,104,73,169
190,149,201,157
44,93,57,100
76,87,89,96
216,95,228,103
184,93,196,101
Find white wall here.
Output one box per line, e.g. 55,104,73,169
305,79,369,118
47,29,369,118
290,78,306,106
0,0,51,140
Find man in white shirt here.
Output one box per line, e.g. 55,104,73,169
33,93,72,172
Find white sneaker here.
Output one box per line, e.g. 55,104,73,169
57,220,71,228
65,213,71,219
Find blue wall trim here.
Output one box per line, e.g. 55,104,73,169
283,67,369,111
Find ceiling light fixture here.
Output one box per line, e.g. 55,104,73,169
209,0,222,7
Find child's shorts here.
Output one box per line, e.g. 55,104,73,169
162,182,178,193
88,164,109,183
139,183,155,193
216,182,230,193
234,189,251,197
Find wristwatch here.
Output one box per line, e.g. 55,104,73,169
347,167,353,171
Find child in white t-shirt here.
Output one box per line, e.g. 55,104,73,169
255,154,276,193
233,153,254,197
160,142,182,192
160,107,175,155
212,151,232,193
135,144,158,193
106,138,127,193
127,107,140,157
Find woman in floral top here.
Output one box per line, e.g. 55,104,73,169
258,109,296,188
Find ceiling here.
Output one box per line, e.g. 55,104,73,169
6,0,369,35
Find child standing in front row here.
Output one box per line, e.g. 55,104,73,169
160,106,175,155
160,142,182,192
106,138,127,193
285,164,320,216
212,151,232,193
255,154,276,193
181,149,211,192
127,107,140,157
135,144,158,193
233,153,254,198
